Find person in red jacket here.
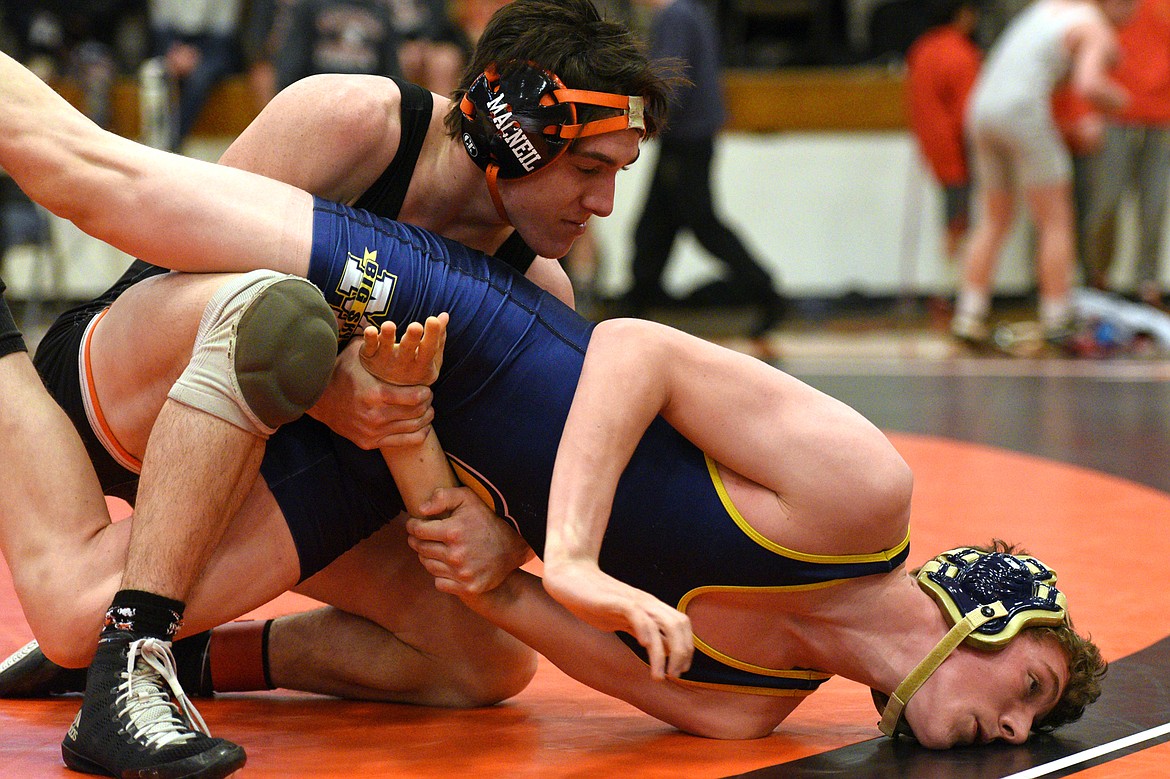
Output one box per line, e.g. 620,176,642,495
1082,0,1170,304
906,0,982,263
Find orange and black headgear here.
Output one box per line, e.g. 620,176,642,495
459,61,645,220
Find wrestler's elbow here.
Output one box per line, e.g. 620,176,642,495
870,446,914,522
845,427,913,526
665,700,784,740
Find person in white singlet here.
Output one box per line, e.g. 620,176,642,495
951,0,1136,345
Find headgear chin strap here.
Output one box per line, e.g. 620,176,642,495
459,62,646,222
874,548,1069,739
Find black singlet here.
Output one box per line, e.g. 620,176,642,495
353,78,537,274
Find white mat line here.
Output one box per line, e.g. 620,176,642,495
1000,721,1170,779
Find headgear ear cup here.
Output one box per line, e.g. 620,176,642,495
873,548,1070,739
460,63,576,179
459,70,494,173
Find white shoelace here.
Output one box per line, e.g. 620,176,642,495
114,638,211,749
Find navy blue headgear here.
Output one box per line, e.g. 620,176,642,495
873,547,1069,739
918,548,1067,648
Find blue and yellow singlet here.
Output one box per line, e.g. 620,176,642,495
260,199,910,696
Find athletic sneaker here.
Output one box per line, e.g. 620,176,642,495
950,313,989,347
0,640,87,697
0,633,216,700
61,631,245,779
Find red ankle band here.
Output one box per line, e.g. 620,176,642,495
209,619,274,691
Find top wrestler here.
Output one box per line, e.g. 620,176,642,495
2,1,673,776
0,40,1104,778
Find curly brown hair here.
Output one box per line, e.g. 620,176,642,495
442,0,678,140
1030,622,1107,731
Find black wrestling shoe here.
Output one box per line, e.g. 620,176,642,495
0,640,87,697
749,293,787,339
61,632,245,779
0,634,216,700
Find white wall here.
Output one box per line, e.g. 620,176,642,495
5,131,1167,300
589,132,1170,300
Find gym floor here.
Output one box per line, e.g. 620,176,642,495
2,301,1168,778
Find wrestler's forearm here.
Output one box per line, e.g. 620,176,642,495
544,319,669,568
463,570,678,709
360,318,459,513
461,569,784,740
0,51,315,279
380,427,458,515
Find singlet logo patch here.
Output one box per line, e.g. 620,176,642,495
333,248,397,339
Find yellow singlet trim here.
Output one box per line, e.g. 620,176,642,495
669,676,820,698
676,583,839,687
704,454,910,564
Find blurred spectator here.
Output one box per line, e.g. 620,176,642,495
5,2,148,128
952,0,1135,345
865,0,935,62
450,0,511,45
386,0,469,96
1081,0,1170,305
976,0,1031,44
1051,84,1106,283
275,0,402,92
625,0,785,337
241,0,299,109
149,0,243,150
905,0,982,265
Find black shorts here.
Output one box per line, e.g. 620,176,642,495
33,261,166,503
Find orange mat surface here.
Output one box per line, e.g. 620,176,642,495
2,433,1168,777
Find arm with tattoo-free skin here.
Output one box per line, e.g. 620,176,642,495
407,488,795,739
542,318,913,681
309,339,437,450
360,317,533,592
0,51,314,277
0,56,432,453
358,316,459,512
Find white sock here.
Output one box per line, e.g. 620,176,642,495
954,287,990,322
1039,296,1071,330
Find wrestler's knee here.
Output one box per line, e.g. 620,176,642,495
169,270,339,436
25,601,104,668
446,635,537,707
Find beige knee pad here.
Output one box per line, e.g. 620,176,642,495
168,270,339,436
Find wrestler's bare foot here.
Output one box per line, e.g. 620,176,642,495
359,313,448,386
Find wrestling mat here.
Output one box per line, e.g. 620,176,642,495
2,432,1168,778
